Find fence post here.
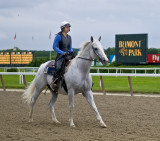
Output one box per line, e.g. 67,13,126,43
100,76,106,95
0,75,6,91
23,75,27,89
128,76,133,96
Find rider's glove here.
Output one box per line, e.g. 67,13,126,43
62,52,68,56
70,52,76,58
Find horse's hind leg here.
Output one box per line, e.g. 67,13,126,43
29,87,42,122
49,91,60,124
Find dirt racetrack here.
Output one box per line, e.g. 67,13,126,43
0,91,160,141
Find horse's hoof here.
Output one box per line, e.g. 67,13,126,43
70,124,76,128
53,119,61,124
28,119,33,122
100,122,107,128
56,121,61,124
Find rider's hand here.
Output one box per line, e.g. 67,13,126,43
68,51,74,55
62,52,68,56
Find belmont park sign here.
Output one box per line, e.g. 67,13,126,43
115,34,148,64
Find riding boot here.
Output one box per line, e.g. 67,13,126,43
50,70,60,93
50,55,64,93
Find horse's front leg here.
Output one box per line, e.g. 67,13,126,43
68,89,75,127
82,90,106,128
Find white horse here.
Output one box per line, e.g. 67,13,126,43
22,36,108,128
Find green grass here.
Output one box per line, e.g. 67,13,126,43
0,68,5,72
0,75,35,89
0,75,160,94
92,76,160,94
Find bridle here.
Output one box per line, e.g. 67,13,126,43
77,56,94,61
77,43,102,62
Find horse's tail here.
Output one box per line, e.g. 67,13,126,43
22,78,35,105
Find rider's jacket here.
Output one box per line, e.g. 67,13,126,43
53,32,73,55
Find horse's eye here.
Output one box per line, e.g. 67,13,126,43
94,48,98,50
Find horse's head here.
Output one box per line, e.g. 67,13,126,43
89,36,109,64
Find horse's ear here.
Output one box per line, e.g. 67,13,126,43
98,36,101,41
91,36,94,42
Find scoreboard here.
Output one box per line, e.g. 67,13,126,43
0,51,33,66
115,34,148,64
0,52,10,64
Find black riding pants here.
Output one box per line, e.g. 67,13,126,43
54,55,65,77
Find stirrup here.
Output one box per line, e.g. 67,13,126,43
52,77,58,84
50,83,58,94
50,78,58,91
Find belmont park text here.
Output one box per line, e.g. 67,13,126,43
119,40,142,56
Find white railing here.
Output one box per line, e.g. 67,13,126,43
1,71,160,96
90,73,160,77
1,67,160,75
0,71,160,76
0,72,37,75
0,67,39,72
90,67,160,75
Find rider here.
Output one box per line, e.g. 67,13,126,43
51,21,73,90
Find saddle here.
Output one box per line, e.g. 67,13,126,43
44,55,73,75
44,54,75,93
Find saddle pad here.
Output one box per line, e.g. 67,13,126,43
44,60,56,74
45,67,56,75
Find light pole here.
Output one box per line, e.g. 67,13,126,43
50,50,51,60
49,31,52,60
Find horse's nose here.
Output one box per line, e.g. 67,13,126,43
105,58,109,62
103,58,108,62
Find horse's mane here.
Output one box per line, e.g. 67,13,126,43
77,41,90,57
69,41,90,65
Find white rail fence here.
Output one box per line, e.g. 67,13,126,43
1,67,160,74
1,71,160,96
3,67,160,85
0,67,39,73
90,67,160,74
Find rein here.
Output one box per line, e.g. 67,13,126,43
77,57,93,61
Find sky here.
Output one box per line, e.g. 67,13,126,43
0,0,160,50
